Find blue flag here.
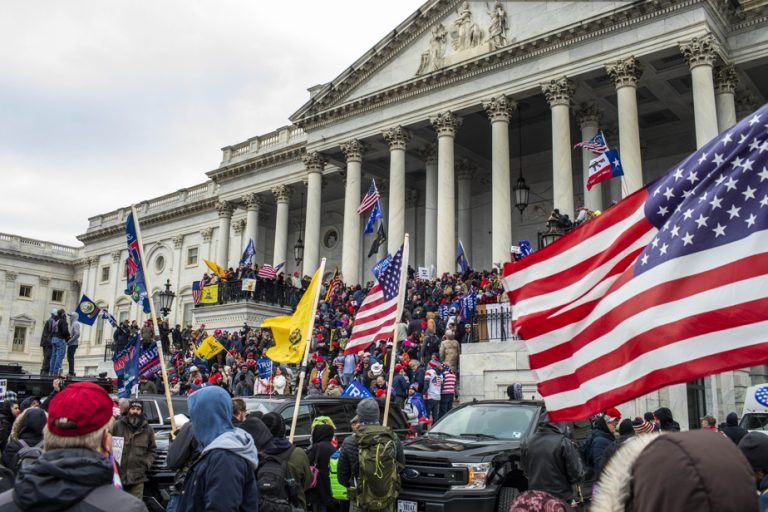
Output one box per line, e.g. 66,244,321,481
138,344,161,378
372,254,393,279
124,212,150,314
76,294,101,326
363,201,383,234
102,309,119,330
456,240,470,273
518,240,534,258
459,290,477,323
342,379,373,398
257,357,273,379
240,238,255,267
113,335,140,398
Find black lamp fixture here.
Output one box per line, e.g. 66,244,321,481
157,279,176,317
513,105,530,216
294,190,305,267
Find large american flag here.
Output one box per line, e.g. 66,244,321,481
503,103,768,422
258,262,284,280
357,179,380,215
344,245,404,355
192,281,202,305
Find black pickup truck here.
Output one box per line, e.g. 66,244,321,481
397,399,587,512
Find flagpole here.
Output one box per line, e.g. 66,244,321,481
383,234,409,427
288,257,327,444
130,205,177,435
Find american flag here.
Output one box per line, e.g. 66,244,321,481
503,103,768,422
574,130,609,155
192,281,202,305
258,262,284,280
357,179,380,214
344,245,405,355
324,268,339,303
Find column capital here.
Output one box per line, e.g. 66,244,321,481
215,199,234,217
575,102,602,128
172,235,184,249
201,227,214,242
483,95,517,122
87,256,98,267
232,218,246,235
340,139,367,162
271,184,292,204
302,151,325,173
542,77,574,107
714,64,739,94
605,56,643,89
679,34,719,70
242,192,263,210
382,126,411,151
417,144,437,164
111,250,121,263
5,271,17,282
430,111,462,137
456,159,476,181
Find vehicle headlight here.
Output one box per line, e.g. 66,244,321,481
451,462,491,490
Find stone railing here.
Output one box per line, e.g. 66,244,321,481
0,232,80,258
220,125,307,165
86,182,215,229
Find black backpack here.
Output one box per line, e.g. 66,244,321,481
15,439,43,471
424,333,440,355
257,447,300,512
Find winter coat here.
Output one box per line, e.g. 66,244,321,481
438,338,460,369
0,402,17,453
111,414,156,485
67,314,80,347
140,325,154,345
52,314,70,341
138,380,157,395
582,423,615,474
306,425,337,507
392,373,409,398
721,412,747,445
2,408,46,472
309,365,330,392
264,437,312,510
653,407,681,432
521,422,585,502
324,384,343,398
337,425,405,488
40,315,55,348
0,448,147,511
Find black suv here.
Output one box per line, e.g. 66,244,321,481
397,400,587,512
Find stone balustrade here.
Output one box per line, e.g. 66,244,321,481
220,125,307,165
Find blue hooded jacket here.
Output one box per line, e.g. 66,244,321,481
180,386,260,512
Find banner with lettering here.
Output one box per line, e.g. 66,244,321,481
341,379,373,398
113,336,140,398
256,357,273,380
139,344,161,378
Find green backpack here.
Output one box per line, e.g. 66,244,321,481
355,425,401,511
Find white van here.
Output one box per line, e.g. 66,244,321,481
740,384,768,434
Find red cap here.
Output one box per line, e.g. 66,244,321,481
214,329,222,335
604,407,622,423
47,382,113,437
329,378,339,385
312,378,320,385
395,364,403,373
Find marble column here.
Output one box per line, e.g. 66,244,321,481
606,57,644,196
419,145,438,271
406,190,419,267
576,103,603,211
680,35,719,148
542,77,575,219
430,111,462,275
383,126,410,254
215,200,233,268
483,96,515,266
243,193,262,258
271,184,292,267
456,159,474,264
340,140,366,285
377,179,389,262
201,227,213,261
714,65,739,133
233,219,246,257
302,152,324,277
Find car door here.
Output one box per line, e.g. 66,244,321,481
280,403,314,447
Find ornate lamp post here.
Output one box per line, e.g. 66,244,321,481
157,279,176,317
294,191,305,267
513,106,530,216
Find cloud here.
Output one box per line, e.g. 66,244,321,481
0,0,418,246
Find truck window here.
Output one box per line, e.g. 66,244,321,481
431,404,536,439
281,404,312,436
314,402,351,433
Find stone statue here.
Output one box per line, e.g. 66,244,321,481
450,2,484,51
487,0,509,50
416,23,448,75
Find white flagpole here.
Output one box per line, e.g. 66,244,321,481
288,257,327,444
130,205,177,434
383,234,409,427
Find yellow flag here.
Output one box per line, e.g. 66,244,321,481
262,267,321,364
204,259,228,278
194,335,225,360
199,284,219,304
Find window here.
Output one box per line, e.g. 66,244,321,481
51,289,64,302
118,310,129,324
186,247,199,266
315,402,352,434
183,302,193,327
155,255,165,273
101,266,110,283
281,404,312,437
121,261,127,280
18,285,32,298
12,326,26,352
94,316,104,345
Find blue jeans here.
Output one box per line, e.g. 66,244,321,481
165,494,180,512
426,399,441,423
439,394,454,418
49,337,66,375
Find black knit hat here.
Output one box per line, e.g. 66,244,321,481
262,411,286,438
738,432,768,472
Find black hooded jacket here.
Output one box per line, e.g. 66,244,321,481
720,412,747,445
306,425,337,506
2,408,46,471
653,407,681,432
0,402,17,453
0,448,147,512
521,422,585,502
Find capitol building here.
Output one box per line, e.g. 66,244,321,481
1,0,767,427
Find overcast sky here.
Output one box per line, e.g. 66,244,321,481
0,1,418,246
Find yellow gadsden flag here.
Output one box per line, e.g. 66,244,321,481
199,284,219,304
204,259,227,279
262,267,321,364
194,335,225,360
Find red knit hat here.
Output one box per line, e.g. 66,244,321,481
394,364,403,373
47,382,113,437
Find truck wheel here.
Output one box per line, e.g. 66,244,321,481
496,487,520,512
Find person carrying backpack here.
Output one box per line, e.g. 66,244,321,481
338,399,404,512
306,423,337,512
260,412,312,512
2,408,46,474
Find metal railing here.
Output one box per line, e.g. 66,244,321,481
471,307,519,343
200,279,303,310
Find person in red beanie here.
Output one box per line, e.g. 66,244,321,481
0,381,147,511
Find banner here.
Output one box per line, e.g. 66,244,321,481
113,336,140,398
200,284,219,304
76,294,101,325
341,380,373,398
417,267,430,280
372,255,392,279
242,278,256,292
256,357,273,380
138,344,161,378
125,212,150,314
